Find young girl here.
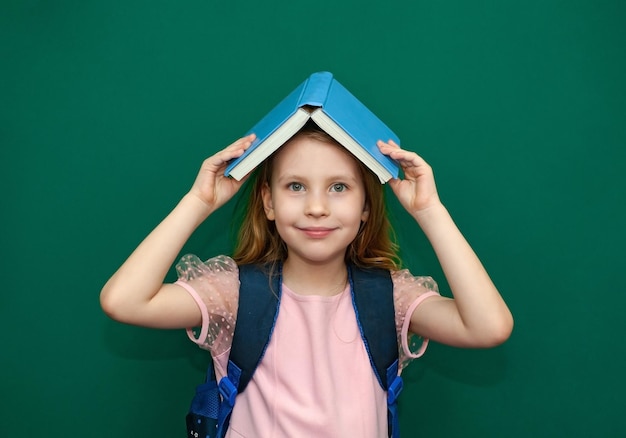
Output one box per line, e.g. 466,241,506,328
101,124,513,437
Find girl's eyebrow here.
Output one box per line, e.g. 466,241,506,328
275,173,303,181
276,173,359,183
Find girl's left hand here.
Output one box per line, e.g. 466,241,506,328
377,140,442,216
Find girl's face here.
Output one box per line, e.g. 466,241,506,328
262,136,370,267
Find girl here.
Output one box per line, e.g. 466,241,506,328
101,124,513,437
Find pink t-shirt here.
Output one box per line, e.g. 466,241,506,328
176,255,440,438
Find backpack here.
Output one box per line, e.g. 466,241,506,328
186,262,403,438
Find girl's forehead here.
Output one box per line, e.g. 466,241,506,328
273,136,360,172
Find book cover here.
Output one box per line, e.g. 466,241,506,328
311,78,400,181
224,72,400,182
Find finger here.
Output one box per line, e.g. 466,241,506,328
389,147,428,166
236,133,256,146
386,176,402,192
224,134,256,153
386,139,401,148
386,148,421,166
205,135,257,169
377,139,400,151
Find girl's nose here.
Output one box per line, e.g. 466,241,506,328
304,191,330,217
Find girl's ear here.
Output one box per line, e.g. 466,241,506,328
261,182,275,220
361,203,370,223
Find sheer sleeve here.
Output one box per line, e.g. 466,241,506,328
392,269,441,373
174,254,239,358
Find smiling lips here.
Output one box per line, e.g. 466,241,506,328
299,227,335,238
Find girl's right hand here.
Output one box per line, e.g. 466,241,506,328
188,134,256,212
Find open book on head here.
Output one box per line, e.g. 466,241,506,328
224,71,401,183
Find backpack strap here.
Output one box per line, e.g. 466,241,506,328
216,263,282,437
214,262,401,438
349,264,402,438
185,362,219,438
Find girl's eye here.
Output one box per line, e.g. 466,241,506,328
331,183,346,192
288,182,304,191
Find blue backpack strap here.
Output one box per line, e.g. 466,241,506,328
216,262,282,437
186,362,220,438
349,265,402,438
386,359,403,438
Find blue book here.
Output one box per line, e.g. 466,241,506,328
224,72,400,183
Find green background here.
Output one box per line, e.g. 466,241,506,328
2,0,625,436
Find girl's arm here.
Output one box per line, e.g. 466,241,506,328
378,140,513,348
99,135,255,329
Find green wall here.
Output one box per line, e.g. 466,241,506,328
2,1,625,436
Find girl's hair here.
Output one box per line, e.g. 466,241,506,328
232,122,400,271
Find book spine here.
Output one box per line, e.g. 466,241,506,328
297,72,334,107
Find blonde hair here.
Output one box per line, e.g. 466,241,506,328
232,123,400,270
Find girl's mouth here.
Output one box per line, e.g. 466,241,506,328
300,227,334,238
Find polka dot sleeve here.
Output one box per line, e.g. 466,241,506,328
392,269,441,373
174,254,240,358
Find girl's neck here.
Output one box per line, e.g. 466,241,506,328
281,258,348,297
